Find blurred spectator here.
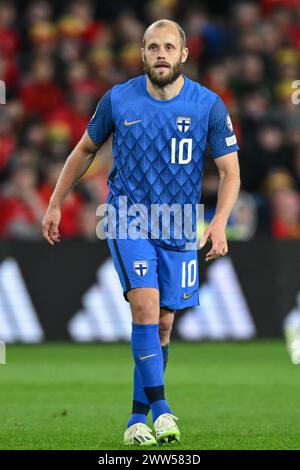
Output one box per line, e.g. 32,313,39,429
88,47,123,90
46,84,95,146
237,54,266,91
227,191,258,240
0,161,44,239
20,57,65,118
0,108,16,176
20,119,47,153
0,0,20,58
28,21,57,57
264,167,295,194
264,167,300,239
204,63,236,108
39,160,82,238
145,0,179,23
240,120,290,192
271,188,300,239
25,0,53,27
233,1,260,30
114,12,144,45
77,202,98,240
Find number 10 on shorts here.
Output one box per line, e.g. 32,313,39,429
181,260,197,288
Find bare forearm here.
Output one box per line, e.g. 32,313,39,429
50,133,99,208
200,152,240,261
213,173,240,226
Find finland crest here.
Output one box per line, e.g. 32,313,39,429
176,116,191,133
133,260,148,277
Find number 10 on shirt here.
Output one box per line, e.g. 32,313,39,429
171,138,193,164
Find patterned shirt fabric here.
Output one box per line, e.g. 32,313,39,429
87,74,239,250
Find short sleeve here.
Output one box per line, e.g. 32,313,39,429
207,95,239,158
87,90,115,145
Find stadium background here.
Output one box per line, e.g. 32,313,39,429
1,0,300,451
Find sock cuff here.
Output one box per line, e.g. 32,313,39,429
132,400,150,415
131,323,161,356
144,385,165,404
132,323,159,332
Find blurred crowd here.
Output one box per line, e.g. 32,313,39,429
0,0,300,241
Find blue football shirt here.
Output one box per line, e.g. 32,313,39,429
87,74,239,250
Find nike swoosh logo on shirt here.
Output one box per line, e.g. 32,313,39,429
124,119,142,126
139,354,157,361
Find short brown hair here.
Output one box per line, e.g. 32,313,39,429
142,19,186,49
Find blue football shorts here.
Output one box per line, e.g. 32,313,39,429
107,237,199,310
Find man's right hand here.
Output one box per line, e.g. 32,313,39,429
42,205,61,245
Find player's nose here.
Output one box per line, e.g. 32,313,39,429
157,46,166,58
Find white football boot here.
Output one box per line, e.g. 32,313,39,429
154,413,180,444
123,423,157,446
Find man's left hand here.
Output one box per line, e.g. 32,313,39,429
200,220,228,262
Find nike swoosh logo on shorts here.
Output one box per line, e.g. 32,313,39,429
182,290,198,300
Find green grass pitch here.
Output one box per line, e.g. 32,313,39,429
0,341,299,450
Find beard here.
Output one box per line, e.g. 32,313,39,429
144,56,183,87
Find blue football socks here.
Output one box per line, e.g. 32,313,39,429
129,323,171,425
128,342,169,427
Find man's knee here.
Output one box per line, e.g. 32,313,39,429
134,299,158,323
128,288,160,324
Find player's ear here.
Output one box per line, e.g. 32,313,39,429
181,47,189,64
141,48,145,63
